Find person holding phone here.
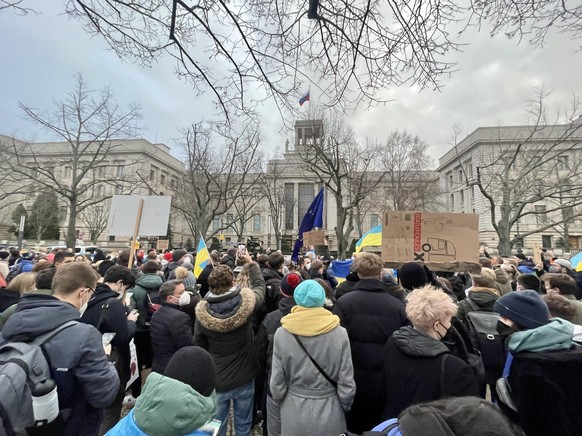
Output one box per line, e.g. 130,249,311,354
80,265,138,435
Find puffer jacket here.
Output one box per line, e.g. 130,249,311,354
1,294,119,436
194,263,265,391
129,273,163,331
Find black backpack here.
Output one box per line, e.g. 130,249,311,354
465,298,505,369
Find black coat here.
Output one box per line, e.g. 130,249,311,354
0,287,20,312
197,264,213,298
80,284,136,383
383,326,479,418
333,278,409,433
335,272,359,299
262,267,283,314
150,302,194,373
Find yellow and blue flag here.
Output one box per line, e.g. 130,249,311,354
194,234,210,278
355,224,382,253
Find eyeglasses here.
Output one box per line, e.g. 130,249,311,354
83,287,95,296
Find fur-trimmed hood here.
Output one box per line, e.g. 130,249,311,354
196,287,255,333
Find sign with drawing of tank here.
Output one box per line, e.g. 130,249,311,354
381,211,481,273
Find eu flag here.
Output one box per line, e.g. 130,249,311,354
292,188,324,262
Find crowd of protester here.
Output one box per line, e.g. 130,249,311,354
1,242,582,436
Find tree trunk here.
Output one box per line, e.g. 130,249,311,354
335,205,350,260
66,198,78,249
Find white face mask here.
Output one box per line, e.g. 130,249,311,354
79,290,90,316
178,292,191,306
305,263,311,270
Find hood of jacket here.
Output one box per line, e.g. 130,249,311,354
391,326,450,357
2,294,80,340
166,261,180,272
135,273,163,290
278,296,296,315
467,288,499,305
134,372,216,436
506,318,574,353
345,270,360,283
495,268,510,285
0,288,20,312
87,283,120,310
196,287,255,333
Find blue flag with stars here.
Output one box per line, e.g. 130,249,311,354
292,188,324,262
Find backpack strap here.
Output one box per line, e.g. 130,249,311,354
465,297,479,311
292,334,337,389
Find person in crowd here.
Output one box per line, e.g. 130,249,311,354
296,255,311,280
263,252,285,314
335,261,359,300
128,259,164,396
0,271,22,314
194,253,266,436
383,285,479,418
270,280,355,436
543,274,582,325
6,271,37,294
164,249,187,280
542,293,576,323
150,279,195,373
373,397,525,436
80,265,138,435
6,251,34,282
516,273,541,292
7,247,20,267
175,265,197,289
53,250,75,267
98,260,116,278
1,262,120,435
333,252,409,434
483,256,513,296
107,346,217,436
256,272,302,435
219,247,237,270
0,250,9,284
314,277,336,311
456,268,499,325
495,290,582,436
502,263,519,291
198,252,219,298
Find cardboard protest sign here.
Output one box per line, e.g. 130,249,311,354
157,239,170,251
303,230,326,247
382,211,481,273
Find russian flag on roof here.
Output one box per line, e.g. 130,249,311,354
299,90,310,106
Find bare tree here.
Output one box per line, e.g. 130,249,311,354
380,131,443,211
0,73,142,248
171,122,263,244
61,0,465,121
28,191,60,242
0,0,36,14
261,157,290,251
452,87,582,256
295,115,387,259
78,199,111,244
228,190,264,243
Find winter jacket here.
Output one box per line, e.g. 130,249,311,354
383,326,479,417
562,294,582,326
150,302,195,373
502,319,582,436
0,287,20,312
270,319,355,436
129,273,164,331
5,259,33,282
1,294,119,436
263,267,283,314
80,284,136,384
197,264,213,297
335,272,359,299
219,254,236,270
456,288,499,326
494,268,513,296
194,263,265,392
257,297,295,375
333,278,409,434
106,372,216,436
164,261,181,280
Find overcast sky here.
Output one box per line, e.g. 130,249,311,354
1,3,581,166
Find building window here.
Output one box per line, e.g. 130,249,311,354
298,183,315,224
226,213,234,224
149,169,155,181
535,204,548,224
97,185,105,198
160,173,166,185
458,169,463,184
59,206,68,223
117,163,125,177
170,179,175,188
557,155,569,171
542,235,553,249
253,214,261,232
448,173,453,190
64,166,72,178
96,166,107,178
212,216,221,231
449,193,455,212
284,183,294,230
370,213,379,229
116,185,123,194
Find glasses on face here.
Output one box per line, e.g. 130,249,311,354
83,287,95,298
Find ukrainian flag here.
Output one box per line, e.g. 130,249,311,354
194,234,210,278
355,224,382,253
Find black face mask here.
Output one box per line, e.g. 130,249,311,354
496,320,516,339
436,322,454,342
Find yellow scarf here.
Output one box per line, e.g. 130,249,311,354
281,306,340,337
